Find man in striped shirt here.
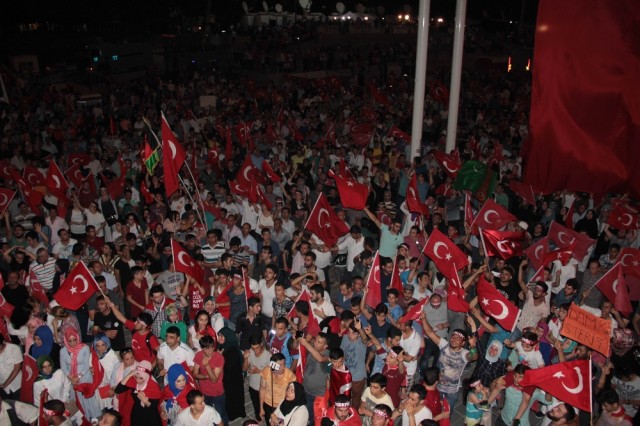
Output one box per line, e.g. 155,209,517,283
201,229,226,273
29,248,57,291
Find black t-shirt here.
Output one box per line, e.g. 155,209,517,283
2,285,30,311
93,309,126,351
494,278,522,307
235,313,269,350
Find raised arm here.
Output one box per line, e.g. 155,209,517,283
363,207,381,229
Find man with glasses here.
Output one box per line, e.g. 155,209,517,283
28,247,57,292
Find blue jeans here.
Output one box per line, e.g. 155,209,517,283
306,392,318,424
441,390,459,413
205,394,229,425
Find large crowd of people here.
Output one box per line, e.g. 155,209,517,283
0,20,638,426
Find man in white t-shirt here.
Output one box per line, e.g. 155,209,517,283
392,385,432,425
399,320,422,389
175,389,223,426
157,326,194,375
0,336,23,399
309,284,336,320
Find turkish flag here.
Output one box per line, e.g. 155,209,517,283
140,178,154,204
390,257,403,293
0,161,17,179
67,153,90,167
522,0,640,198
328,169,369,211
256,185,273,211
444,264,469,313
617,248,640,278
242,269,255,308
476,276,520,332
366,82,390,106
565,200,575,229
82,172,97,197
433,150,462,178
337,159,356,182
608,204,639,231
27,269,50,306
470,199,516,235
201,201,224,220
399,297,429,323
508,180,537,206
0,188,15,215
53,261,98,310
45,160,70,199
429,80,449,104
13,171,45,214
304,193,349,247
23,165,45,187
236,156,257,188
519,360,592,412
352,131,372,147
162,112,187,197
364,252,382,308
524,237,550,271
0,273,3,291
529,266,547,284
329,367,353,404
229,179,250,198
20,354,38,403
262,159,281,183
0,318,9,342
171,239,204,284
547,221,595,260
206,147,220,165
422,229,469,272
464,192,475,225
480,229,525,260
406,174,430,216
0,292,14,318
541,245,575,267
296,341,307,383
595,264,632,316
65,162,85,189
387,126,411,142
99,157,128,200
287,290,320,337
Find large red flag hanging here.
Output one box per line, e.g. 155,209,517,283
618,248,640,279
65,162,84,189
406,174,430,216
480,229,525,260
608,204,639,231
0,188,16,215
171,239,204,284
21,354,38,403
13,170,44,214
519,360,592,412
140,178,155,204
304,193,350,247
524,237,549,271
53,261,98,310
476,276,520,332
422,229,469,272
522,0,640,198
595,264,632,316
547,221,595,260
364,252,382,308
286,290,320,337
161,113,186,197
328,169,369,211
470,199,516,235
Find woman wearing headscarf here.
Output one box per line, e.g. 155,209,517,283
7,314,44,349
159,303,188,343
109,348,137,426
30,325,62,369
535,321,554,366
469,339,507,388
51,305,81,347
93,333,119,410
161,363,197,424
218,326,246,421
33,355,72,408
60,328,102,421
271,382,309,426
574,209,600,239
114,360,163,426
203,296,225,332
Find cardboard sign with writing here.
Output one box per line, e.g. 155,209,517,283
560,303,611,356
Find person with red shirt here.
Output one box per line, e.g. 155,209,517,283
107,299,160,367
192,334,228,425
422,367,450,425
320,395,362,426
125,266,149,318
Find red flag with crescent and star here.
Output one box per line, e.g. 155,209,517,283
444,263,469,313
519,360,592,412
480,229,525,260
476,275,521,331
24,165,45,187
617,247,640,278
595,263,632,316
262,159,281,183
0,188,15,215
524,237,550,271
171,239,204,284
45,160,70,200
608,204,639,231
27,269,49,306
422,228,469,272
364,252,382,308
304,193,350,247
20,354,38,403
470,199,516,235
53,261,98,310
433,150,462,178
161,112,186,197
328,169,369,211
406,174,430,216
547,221,595,260
399,297,429,323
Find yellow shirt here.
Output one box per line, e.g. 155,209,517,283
260,367,297,406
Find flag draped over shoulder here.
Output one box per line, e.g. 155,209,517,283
523,0,640,197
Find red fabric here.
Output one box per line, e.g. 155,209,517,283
480,229,525,260
366,82,390,106
389,258,403,293
444,263,469,313
328,169,369,211
287,291,320,337
429,80,449,105
618,247,640,278
235,156,256,188
161,113,186,197
351,131,372,147
464,192,475,225
0,188,15,215
432,151,462,178
0,292,14,318
305,193,350,247
0,318,10,341
20,354,37,403
65,162,84,188
595,264,632,316
524,237,549,271
399,297,429,323
45,160,70,199
213,281,233,319
126,325,159,364
608,204,639,231
470,199,516,235
229,179,249,198
296,342,306,383
53,261,97,310
125,281,148,319
364,252,382,308
12,169,44,214
405,174,429,216
161,383,196,410
422,229,469,272
476,276,520,332
508,181,536,206
193,350,224,396
262,159,281,183
523,0,640,197
503,370,536,397
319,406,361,426
0,161,16,179
519,360,592,412
28,269,49,305
387,126,410,142
24,165,45,186
101,157,128,200
547,221,595,260
74,347,104,399
171,239,204,284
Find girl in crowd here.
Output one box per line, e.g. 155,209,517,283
29,325,61,368
33,355,72,408
115,360,163,425
271,382,309,426
162,363,197,424
93,333,119,410
109,348,137,426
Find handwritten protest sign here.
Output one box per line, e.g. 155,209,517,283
560,303,611,355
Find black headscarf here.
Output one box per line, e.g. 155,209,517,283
278,382,307,417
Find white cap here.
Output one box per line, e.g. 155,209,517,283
518,220,529,231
